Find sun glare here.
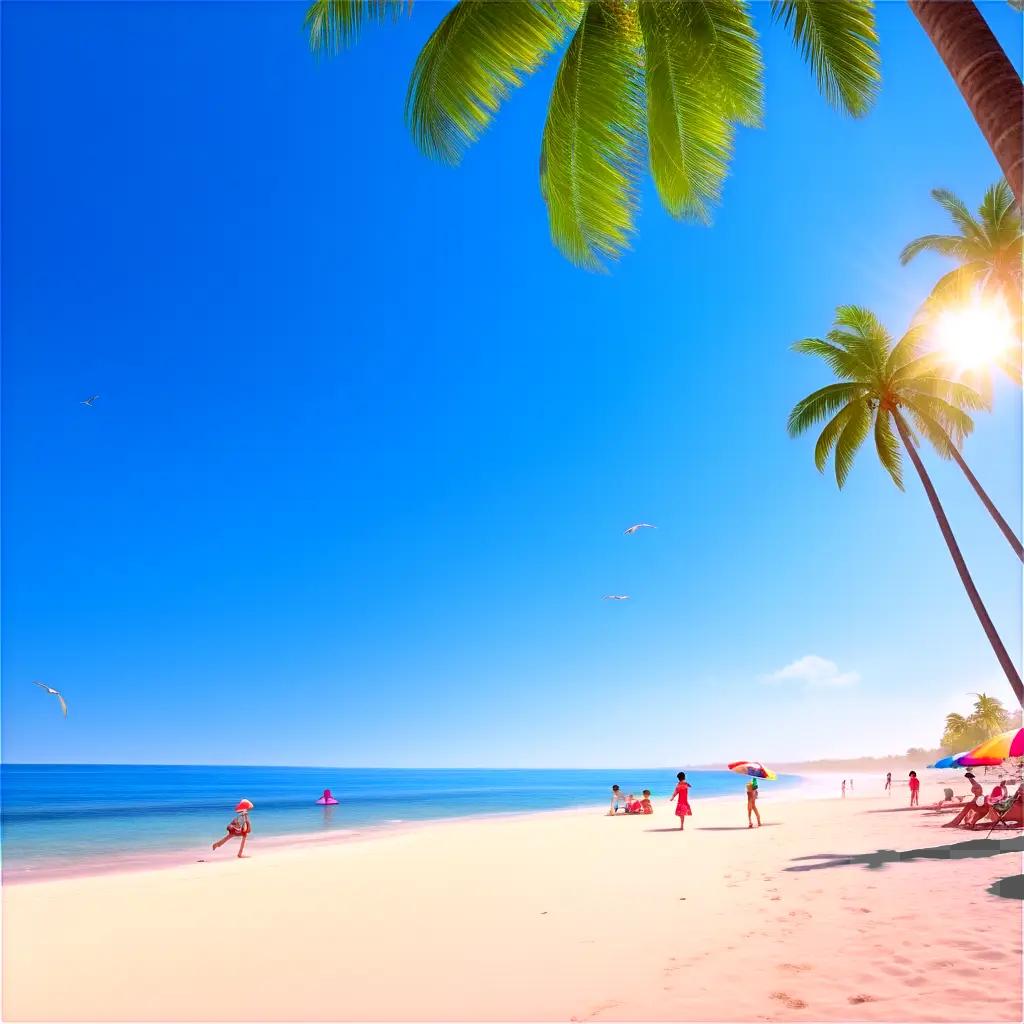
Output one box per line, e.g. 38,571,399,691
933,298,1015,372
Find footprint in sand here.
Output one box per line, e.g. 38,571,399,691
780,963,812,973
848,994,876,1004
771,992,808,1009
787,909,812,920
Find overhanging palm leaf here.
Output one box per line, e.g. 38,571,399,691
406,1,582,165
638,0,761,222
540,1,645,270
306,0,411,53
769,0,879,116
307,0,880,270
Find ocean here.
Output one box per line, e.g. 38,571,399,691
1,764,802,879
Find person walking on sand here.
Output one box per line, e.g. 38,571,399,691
669,772,692,830
908,771,921,807
885,771,892,796
746,778,761,828
841,779,846,799
213,799,253,858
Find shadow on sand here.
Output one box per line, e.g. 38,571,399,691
785,835,1023,873
988,874,1024,900
697,824,781,831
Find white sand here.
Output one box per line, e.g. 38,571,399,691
3,778,1021,1022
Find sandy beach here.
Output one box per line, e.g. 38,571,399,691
3,775,1021,1023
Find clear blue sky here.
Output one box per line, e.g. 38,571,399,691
3,1,1021,767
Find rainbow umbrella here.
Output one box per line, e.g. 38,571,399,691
930,752,969,769
728,761,777,781
960,728,1024,766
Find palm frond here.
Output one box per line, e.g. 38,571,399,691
540,0,645,270
901,376,989,412
406,1,581,165
873,408,903,489
787,382,863,437
833,398,870,488
813,402,854,472
932,187,983,240
904,404,962,459
791,338,872,380
898,234,971,265
884,324,926,377
769,0,879,116
637,0,761,222
306,0,411,53
979,179,1016,231
829,305,888,374
904,393,976,444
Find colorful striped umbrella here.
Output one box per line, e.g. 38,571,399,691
959,728,1024,766
728,760,777,781
930,752,971,769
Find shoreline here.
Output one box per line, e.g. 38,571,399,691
0,770,917,888
3,771,827,886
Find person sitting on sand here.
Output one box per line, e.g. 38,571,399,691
669,772,692,831
746,778,761,829
608,785,623,815
942,773,985,827
213,799,253,858
908,771,920,807
640,790,653,815
624,793,643,814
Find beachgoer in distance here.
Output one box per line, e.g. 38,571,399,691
746,778,761,828
908,771,920,807
669,772,692,831
885,771,892,795
213,799,253,858
640,790,653,815
608,785,622,815
841,779,846,799
849,778,853,792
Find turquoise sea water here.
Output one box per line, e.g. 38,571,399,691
1,764,801,878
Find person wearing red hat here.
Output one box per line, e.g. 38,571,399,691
212,799,253,858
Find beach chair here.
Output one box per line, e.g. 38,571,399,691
975,786,1024,835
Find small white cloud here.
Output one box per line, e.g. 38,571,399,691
764,655,860,688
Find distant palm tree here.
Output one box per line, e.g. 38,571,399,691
970,691,1011,734
788,305,1023,706
942,712,971,750
305,0,880,270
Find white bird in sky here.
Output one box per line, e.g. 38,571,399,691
81,395,99,407
32,681,68,718
603,595,631,601
624,523,656,535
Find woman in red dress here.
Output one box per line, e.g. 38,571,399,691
669,772,692,831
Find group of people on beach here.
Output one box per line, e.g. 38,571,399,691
608,772,762,830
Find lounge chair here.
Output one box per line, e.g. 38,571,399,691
970,787,1024,832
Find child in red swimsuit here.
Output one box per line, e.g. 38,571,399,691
670,772,692,830
213,799,253,858
908,772,920,807
640,790,653,815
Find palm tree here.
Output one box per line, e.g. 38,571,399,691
907,1,1024,208
970,692,1011,734
305,0,880,270
787,305,1023,707
899,181,1023,563
900,181,1022,327
942,711,971,750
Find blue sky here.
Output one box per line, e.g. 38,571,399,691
3,1,1021,767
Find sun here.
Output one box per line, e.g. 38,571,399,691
933,298,1015,372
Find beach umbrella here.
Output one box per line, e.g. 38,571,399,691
728,761,777,781
960,729,1024,766
930,753,967,769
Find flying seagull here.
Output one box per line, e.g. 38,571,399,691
32,680,68,718
81,395,99,407
603,595,631,601
624,523,656,535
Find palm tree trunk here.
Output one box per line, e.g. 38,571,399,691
947,443,1024,562
893,410,1023,706
908,0,1024,207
